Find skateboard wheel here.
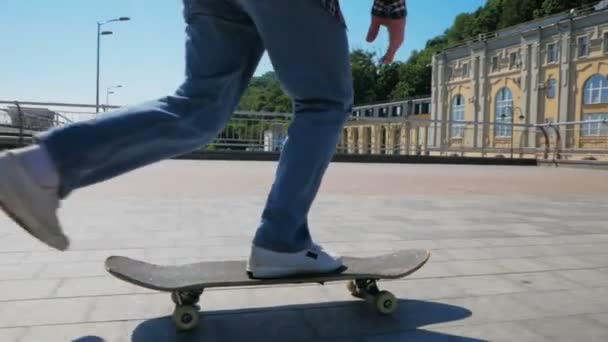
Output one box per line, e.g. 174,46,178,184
173,306,199,331
347,280,364,298
374,291,397,315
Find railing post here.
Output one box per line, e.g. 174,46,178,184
552,125,562,160
538,126,550,160
14,101,24,147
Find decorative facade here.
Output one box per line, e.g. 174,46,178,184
431,3,608,154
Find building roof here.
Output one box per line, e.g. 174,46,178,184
440,1,608,54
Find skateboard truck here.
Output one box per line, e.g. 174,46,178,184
347,279,398,315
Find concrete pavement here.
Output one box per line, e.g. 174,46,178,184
1,160,607,341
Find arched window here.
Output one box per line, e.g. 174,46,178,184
584,74,608,105
451,95,466,138
495,88,513,137
582,75,608,136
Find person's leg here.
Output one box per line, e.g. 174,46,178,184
0,0,263,250
239,0,353,277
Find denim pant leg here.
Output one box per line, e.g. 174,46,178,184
36,0,264,198
238,0,354,252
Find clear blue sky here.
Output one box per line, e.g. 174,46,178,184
0,0,486,106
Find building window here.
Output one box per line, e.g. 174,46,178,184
451,95,466,138
394,106,402,116
462,63,469,78
578,36,589,58
604,32,608,54
491,56,499,72
582,113,608,136
547,79,557,99
584,74,608,105
509,52,518,69
495,88,513,137
379,107,388,118
547,43,558,63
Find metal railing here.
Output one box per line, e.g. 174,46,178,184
2,100,607,161
537,119,608,161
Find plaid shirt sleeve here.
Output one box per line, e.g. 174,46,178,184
372,0,407,19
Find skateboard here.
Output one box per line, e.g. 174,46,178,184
104,248,430,331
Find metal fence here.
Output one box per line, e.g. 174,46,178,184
0,100,292,152
1,100,607,161
337,117,544,159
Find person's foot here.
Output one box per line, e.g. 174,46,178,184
0,150,69,251
246,242,343,278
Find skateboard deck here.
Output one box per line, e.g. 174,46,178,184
105,248,430,331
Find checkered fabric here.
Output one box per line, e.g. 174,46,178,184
320,0,407,25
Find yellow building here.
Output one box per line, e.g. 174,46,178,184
338,98,432,155
431,3,608,157
339,3,608,159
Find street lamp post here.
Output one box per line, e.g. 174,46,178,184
105,85,123,109
96,17,130,113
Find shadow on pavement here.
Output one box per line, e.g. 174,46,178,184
73,337,105,342
127,299,479,341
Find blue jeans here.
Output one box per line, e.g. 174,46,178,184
36,0,353,253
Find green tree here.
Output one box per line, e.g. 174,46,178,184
376,62,403,101
350,49,379,104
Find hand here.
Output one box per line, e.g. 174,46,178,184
366,16,406,64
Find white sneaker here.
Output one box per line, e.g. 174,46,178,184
246,243,343,278
0,151,69,251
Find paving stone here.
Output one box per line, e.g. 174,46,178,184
521,316,608,342
520,287,608,317
501,272,582,291
439,293,543,325
575,254,608,268
0,253,27,264
0,264,45,281
0,328,27,342
396,275,525,299
18,322,131,342
20,249,145,264
494,257,553,272
432,239,488,249
443,259,511,276
553,269,608,287
587,313,608,328
54,276,139,298
37,262,107,279
87,293,173,322
536,255,593,269
0,279,60,301
0,297,93,328
430,321,547,342
435,248,494,261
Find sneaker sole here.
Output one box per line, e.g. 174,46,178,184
0,153,68,251
247,265,343,279
0,200,68,251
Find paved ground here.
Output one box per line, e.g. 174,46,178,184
1,160,608,341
